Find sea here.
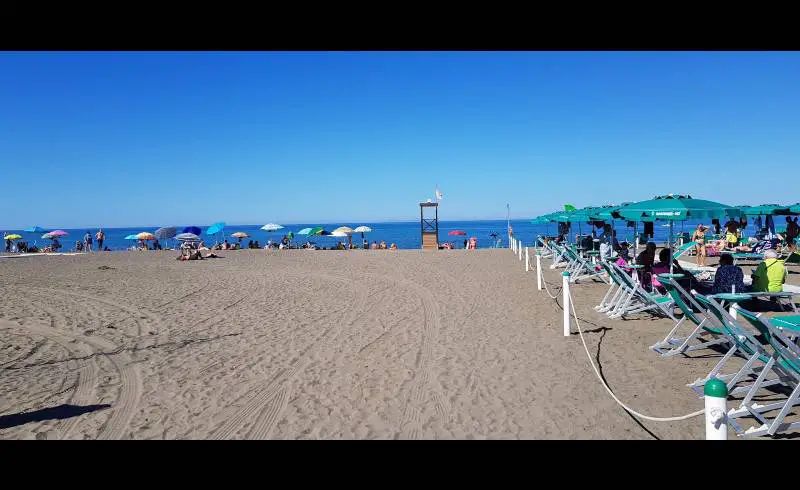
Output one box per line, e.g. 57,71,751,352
3,218,769,252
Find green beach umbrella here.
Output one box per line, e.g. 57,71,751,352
308,226,324,235
738,204,792,216
617,194,741,272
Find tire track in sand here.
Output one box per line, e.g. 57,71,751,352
2,295,142,440
209,272,368,440
367,267,445,439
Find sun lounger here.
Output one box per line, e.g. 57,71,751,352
722,306,800,437
650,274,730,357
599,261,676,320
689,294,787,399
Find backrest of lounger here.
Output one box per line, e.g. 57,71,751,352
694,294,765,360
673,241,698,260
734,307,800,375
657,275,703,325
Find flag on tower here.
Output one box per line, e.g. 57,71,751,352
435,186,443,201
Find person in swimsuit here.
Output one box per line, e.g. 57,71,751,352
692,224,708,266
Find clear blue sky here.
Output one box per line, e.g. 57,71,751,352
2,51,799,229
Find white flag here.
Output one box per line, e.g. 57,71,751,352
435,187,443,200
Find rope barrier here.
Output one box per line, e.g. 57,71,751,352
565,286,704,422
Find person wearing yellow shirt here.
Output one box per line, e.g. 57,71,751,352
751,249,786,293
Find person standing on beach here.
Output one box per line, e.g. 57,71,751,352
785,216,799,253
96,229,105,251
84,231,93,252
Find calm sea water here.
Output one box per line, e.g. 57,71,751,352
3,218,763,252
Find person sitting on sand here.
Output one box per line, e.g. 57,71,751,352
370,241,378,250
379,241,387,249
390,243,397,250
75,240,83,252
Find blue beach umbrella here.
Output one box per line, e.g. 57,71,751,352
124,234,139,240
24,226,45,233
297,228,313,235
182,226,202,235
206,222,225,235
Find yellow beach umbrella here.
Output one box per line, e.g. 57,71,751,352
4,234,22,240
332,226,354,249
136,232,156,241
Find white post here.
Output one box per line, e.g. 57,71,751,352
518,240,523,261
562,271,570,337
525,247,530,272
704,378,728,440
536,253,542,291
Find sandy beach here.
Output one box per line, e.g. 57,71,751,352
0,248,795,439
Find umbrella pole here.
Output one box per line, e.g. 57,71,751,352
669,221,674,274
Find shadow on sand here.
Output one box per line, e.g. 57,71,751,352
0,404,111,429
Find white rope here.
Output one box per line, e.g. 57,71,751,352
566,287,704,422
541,277,561,300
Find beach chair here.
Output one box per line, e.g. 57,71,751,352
720,250,764,265
672,241,698,260
784,252,800,266
604,262,676,320
594,260,627,314
547,241,570,269
689,294,788,398
536,235,555,259
561,247,607,284
650,274,731,357
722,306,800,437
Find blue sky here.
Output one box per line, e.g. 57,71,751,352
2,51,799,229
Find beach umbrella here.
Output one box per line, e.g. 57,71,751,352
206,222,225,236
4,234,22,240
176,233,201,241
448,230,467,236
332,227,354,248
297,227,313,235
353,225,372,242
124,234,139,240
738,204,792,216
616,194,742,273
48,230,68,237
182,226,201,235
308,226,325,235
136,232,156,241
231,231,249,244
261,223,284,232
154,226,178,240
788,203,800,215
23,226,45,233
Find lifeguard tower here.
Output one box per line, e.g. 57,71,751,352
420,201,439,250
